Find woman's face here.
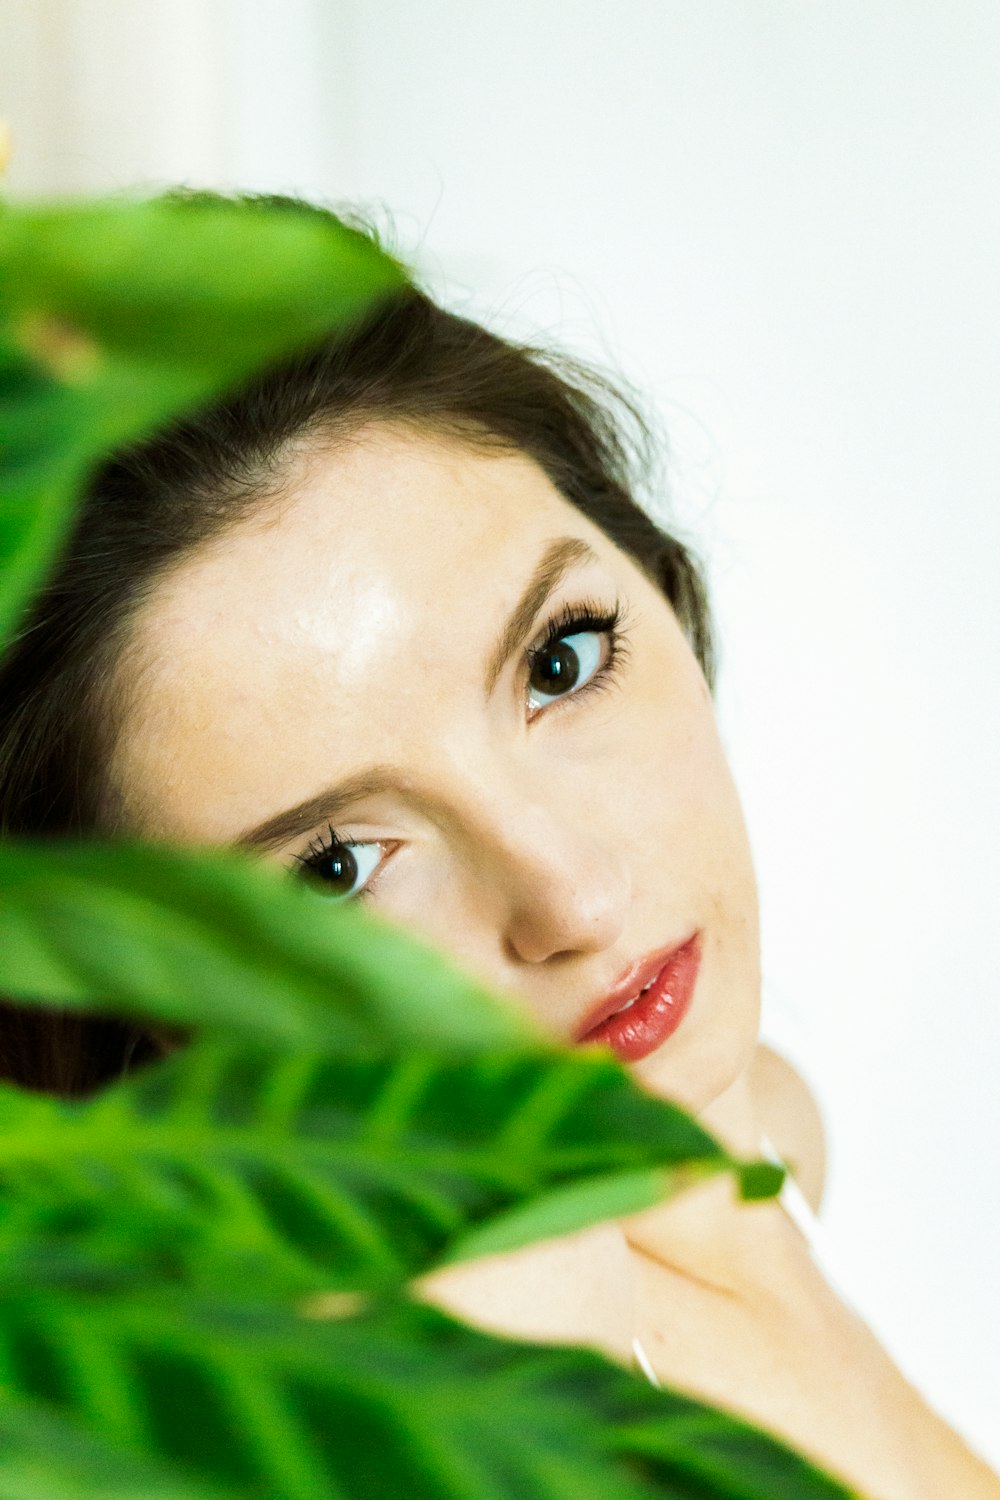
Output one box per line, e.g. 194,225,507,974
113,423,760,1117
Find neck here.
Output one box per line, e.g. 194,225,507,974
695,1065,766,1157
622,1065,811,1296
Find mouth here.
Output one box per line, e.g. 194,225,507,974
573,933,702,1063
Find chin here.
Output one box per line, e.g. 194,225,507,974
630,984,761,1124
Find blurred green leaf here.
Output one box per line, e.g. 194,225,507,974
0,194,399,371
0,194,403,648
442,1168,695,1263
735,1159,786,1202
0,1291,854,1500
0,841,530,1052
0,1392,231,1500
0,1038,771,1298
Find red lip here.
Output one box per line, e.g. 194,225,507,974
574,933,701,1062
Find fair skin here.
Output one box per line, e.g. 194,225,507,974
111,423,999,1500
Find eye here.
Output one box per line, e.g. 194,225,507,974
295,827,383,901
527,627,608,710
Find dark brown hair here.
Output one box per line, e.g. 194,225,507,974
0,192,715,1096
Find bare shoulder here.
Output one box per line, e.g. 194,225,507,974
748,1043,827,1213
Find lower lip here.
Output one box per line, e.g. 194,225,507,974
577,935,702,1063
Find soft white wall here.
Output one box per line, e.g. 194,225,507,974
0,0,229,190
2,0,997,1463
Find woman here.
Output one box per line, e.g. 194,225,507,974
0,196,996,1499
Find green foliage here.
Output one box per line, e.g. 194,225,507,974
0,1393,228,1500
0,193,854,1499
0,1034,768,1304
0,841,528,1053
0,193,404,649
0,1294,855,1500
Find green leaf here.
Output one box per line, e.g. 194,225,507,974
0,1039,770,1297
0,1291,856,1500
736,1160,787,1202
0,193,404,648
0,1391,231,1500
0,194,400,372
442,1168,694,1263
0,841,530,1052
614,1407,864,1500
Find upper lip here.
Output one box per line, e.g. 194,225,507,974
572,934,697,1043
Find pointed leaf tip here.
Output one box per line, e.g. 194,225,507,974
738,1159,786,1201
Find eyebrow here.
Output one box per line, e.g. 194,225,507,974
235,766,400,853
235,534,600,853
484,535,598,693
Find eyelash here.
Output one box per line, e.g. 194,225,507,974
525,596,630,713
294,824,382,904
295,595,630,895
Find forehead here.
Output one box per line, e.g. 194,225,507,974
115,423,626,840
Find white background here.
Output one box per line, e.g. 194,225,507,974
2,0,998,1464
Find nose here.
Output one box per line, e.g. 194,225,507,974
471,790,632,968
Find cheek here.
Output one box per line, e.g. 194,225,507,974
621,643,724,807
618,642,755,889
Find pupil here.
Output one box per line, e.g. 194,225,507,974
531,641,580,695
316,846,357,894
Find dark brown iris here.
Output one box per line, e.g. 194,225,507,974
309,846,358,896
529,641,581,697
